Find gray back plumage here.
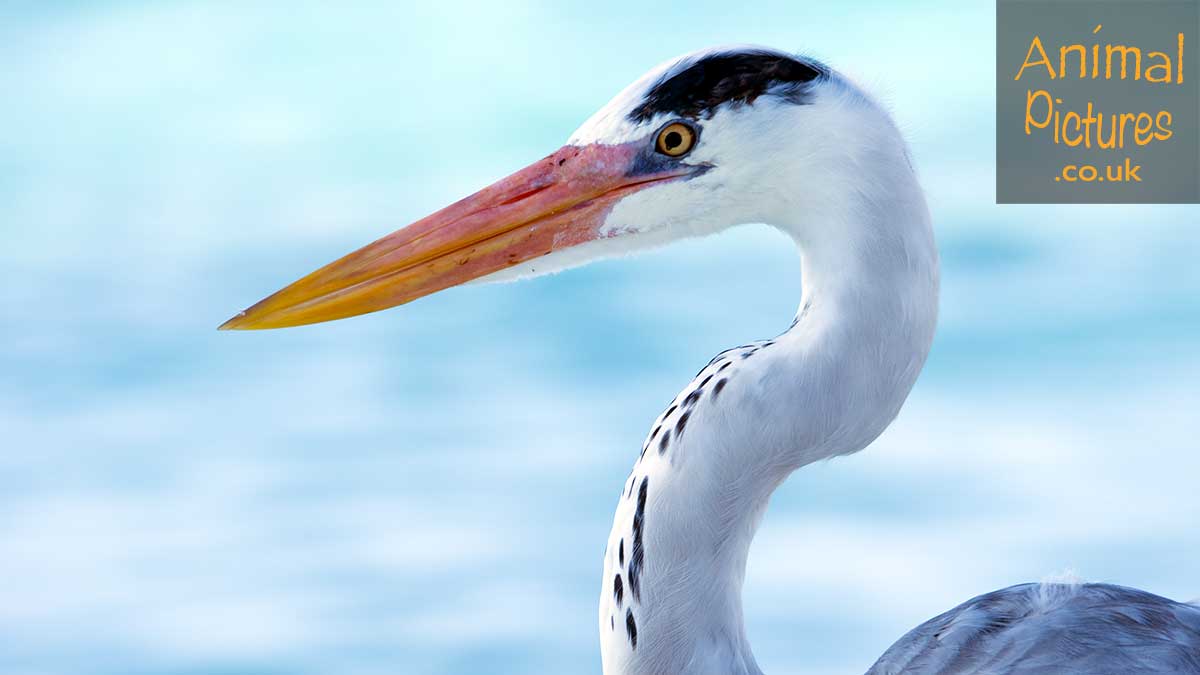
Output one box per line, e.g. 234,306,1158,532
867,583,1200,674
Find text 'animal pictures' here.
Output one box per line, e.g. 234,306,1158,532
996,0,1199,203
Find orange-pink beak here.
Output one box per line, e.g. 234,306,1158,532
219,142,693,330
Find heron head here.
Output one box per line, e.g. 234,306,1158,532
220,46,840,330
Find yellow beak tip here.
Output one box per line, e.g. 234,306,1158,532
218,312,251,331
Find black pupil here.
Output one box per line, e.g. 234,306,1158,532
664,130,683,150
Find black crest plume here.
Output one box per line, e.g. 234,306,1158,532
627,49,826,123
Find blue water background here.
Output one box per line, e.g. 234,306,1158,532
2,2,1198,674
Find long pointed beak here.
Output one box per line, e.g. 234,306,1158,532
219,142,690,330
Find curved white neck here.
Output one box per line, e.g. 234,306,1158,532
598,160,938,674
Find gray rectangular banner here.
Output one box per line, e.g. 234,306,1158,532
997,0,1200,203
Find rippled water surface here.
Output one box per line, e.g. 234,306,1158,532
3,3,1198,674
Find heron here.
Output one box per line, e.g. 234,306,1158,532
221,45,1200,674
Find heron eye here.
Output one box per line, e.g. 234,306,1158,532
655,122,695,157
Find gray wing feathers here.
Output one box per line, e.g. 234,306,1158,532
867,583,1200,674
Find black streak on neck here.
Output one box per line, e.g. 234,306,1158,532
628,477,648,603
625,608,638,649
